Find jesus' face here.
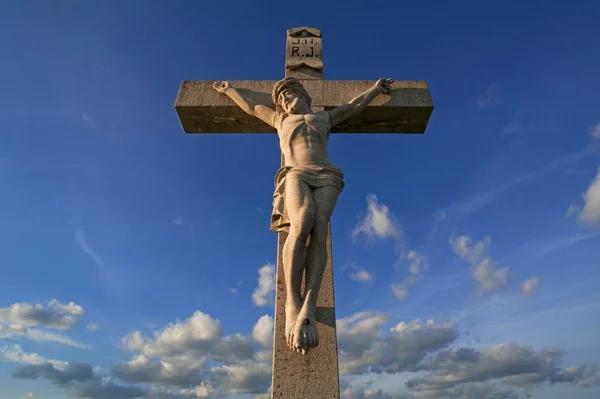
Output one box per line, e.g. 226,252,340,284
278,89,306,114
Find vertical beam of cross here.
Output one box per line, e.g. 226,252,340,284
270,27,341,399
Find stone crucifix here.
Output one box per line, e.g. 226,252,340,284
175,27,433,398
214,74,394,354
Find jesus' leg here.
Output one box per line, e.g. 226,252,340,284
293,185,339,352
282,177,314,352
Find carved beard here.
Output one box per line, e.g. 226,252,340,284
285,98,300,114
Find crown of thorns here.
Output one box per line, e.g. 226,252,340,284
272,78,312,108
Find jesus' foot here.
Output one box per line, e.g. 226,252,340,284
292,305,318,354
285,300,300,350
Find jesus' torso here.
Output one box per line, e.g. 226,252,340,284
276,111,333,168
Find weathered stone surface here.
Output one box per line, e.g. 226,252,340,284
286,27,323,80
175,80,433,133
272,227,340,399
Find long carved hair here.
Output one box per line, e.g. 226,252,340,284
272,77,312,117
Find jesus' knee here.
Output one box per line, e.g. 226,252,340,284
288,206,315,240
309,217,329,247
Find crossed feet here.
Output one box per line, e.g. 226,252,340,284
285,299,319,355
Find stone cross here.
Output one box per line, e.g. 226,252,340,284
174,27,433,399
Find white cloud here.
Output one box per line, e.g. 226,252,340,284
338,312,389,358
48,299,84,317
566,203,579,217
229,281,242,295
122,331,146,353
74,227,125,294
179,382,214,398
406,251,428,277
0,299,84,330
173,216,185,226
212,334,255,364
251,264,275,307
7,305,600,399
86,323,99,331
407,343,600,394
450,235,490,264
210,360,271,395
405,382,521,399
0,343,68,369
352,270,373,282
29,339,591,399
441,148,593,219
391,251,429,300
578,363,600,387
472,258,510,293
353,194,402,243
0,324,26,335
252,315,273,348
348,264,373,282
450,235,509,293
391,284,408,300
588,119,600,138
0,300,89,348
114,310,273,397
75,228,106,271
13,362,145,399
476,83,502,108
81,113,97,129
430,211,448,234
337,312,457,375
121,311,222,359
501,110,524,136
520,277,540,296
26,328,90,349
341,380,404,398
112,352,208,387
579,168,600,225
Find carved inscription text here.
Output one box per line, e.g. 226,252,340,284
285,27,323,72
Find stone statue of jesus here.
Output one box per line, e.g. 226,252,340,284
213,77,392,354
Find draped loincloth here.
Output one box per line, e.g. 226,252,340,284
270,163,345,233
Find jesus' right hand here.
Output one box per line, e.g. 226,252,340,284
374,78,393,95
213,81,230,93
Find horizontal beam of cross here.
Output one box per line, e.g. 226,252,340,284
175,80,433,134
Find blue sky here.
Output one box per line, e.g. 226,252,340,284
1,0,600,398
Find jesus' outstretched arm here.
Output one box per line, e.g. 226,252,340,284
213,81,276,127
328,78,393,126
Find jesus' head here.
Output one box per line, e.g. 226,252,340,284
272,78,313,115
